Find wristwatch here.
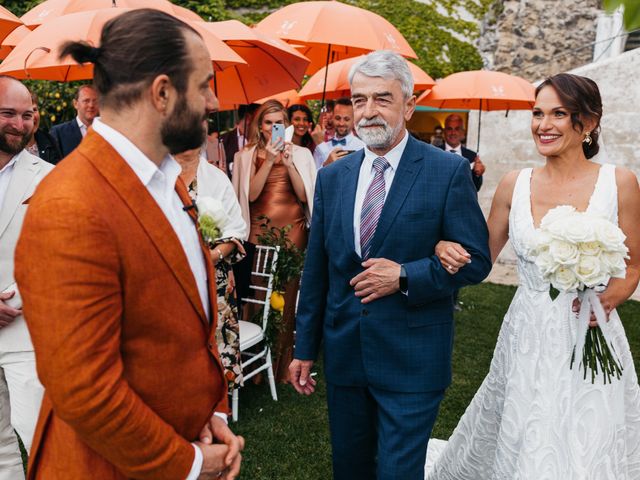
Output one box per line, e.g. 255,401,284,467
399,264,408,294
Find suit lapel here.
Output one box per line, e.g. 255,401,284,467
368,136,423,258
79,132,209,327
0,151,40,238
340,152,365,264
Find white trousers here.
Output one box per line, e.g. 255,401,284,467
0,351,43,480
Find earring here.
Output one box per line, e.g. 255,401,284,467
583,131,592,146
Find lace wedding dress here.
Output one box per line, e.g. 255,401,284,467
426,164,640,479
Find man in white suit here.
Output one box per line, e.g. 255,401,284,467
0,76,51,478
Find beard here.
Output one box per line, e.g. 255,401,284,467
161,94,207,155
0,127,30,156
355,117,403,150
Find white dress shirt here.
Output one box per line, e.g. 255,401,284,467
444,142,462,155
76,116,88,138
353,130,410,256
313,133,365,170
0,156,18,210
91,119,212,480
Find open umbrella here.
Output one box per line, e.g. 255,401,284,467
298,55,434,100
0,25,30,60
255,89,305,107
0,5,22,45
256,1,416,107
20,0,202,28
0,9,245,81
200,20,309,105
417,70,535,151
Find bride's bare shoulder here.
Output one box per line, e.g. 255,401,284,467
614,166,639,191
493,169,522,204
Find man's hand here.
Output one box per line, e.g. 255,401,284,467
323,147,349,167
289,359,316,395
350,258,401,303
473,156,485,176
0,291,21,328
311,124,325,145
197,415,244,479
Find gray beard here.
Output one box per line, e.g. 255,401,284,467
356,119,403,151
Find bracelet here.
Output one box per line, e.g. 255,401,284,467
213,248,224,262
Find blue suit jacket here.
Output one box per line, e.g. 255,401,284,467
49,120,82,158
295,135,491,392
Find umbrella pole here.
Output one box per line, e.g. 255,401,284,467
476,99,482,153
320,43,332,113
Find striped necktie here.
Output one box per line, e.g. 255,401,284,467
360,157,390,259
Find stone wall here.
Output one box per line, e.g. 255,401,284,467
479,0,602,81
468,47,640,299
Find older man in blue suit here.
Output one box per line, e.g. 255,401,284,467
49,84,98,158
290,51,492,480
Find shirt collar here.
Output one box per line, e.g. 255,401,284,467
445,142,462,154
363,129,410,172
76,116,87,130
0,154,19,175
92,118,180,189
332,132,353,142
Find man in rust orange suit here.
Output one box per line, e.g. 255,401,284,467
14,10,243,480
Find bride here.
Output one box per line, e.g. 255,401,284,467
427,73,640,479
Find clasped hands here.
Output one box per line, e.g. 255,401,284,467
195,414,244,480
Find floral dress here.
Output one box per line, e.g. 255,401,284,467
189,177,244,392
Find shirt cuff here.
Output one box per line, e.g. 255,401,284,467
214,411,229,424
186,444,203,480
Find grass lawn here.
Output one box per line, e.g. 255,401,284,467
232,282,640,479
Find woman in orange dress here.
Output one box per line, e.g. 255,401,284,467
233,100,316,382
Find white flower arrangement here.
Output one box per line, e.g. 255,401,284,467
530,205,629,384
196,196,229,246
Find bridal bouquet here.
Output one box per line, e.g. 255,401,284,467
196,196,229,247
529,205,629,384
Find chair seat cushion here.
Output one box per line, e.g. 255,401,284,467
239,320,264,350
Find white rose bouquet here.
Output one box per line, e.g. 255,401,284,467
196,196,229,247
530,205,629,384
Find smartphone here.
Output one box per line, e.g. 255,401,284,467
342,150,356,154
271,123,285,147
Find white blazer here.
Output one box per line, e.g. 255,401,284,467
0,150,54,352
231,144,316,232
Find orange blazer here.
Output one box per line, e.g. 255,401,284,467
15,131,228,479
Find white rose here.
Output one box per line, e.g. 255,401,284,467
578,241,602,257
574,254,607,288
596,220,628,253
196,196,229,228
548,240,580,266
534,249,558,278
549,214,595,244
552,266,580,292
539,205,577,230
600,251,627,279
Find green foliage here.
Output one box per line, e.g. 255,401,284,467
25,81,83,130
603,0,640,30
1,0,42,17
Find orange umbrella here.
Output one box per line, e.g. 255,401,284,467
200,20,309,105
298,56,435,100
20,0,202,29
256,1,417,93
0,5,22,45
417,70,535,151
256,89,305,107
0,9,245,81
0,25,30,60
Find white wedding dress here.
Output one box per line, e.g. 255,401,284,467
426,164,640,479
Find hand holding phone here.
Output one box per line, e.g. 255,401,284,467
271,123,285,150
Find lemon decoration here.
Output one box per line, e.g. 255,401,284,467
270,291,285,313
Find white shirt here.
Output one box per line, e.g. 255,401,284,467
444,142,462,155
91,119,213,480
76,116,88,138
313,133,365,170
0,155,18,210
353,130,410,256
236,129,245,152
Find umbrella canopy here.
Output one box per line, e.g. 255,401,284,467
256,89,305,107
298,55,435,100
417,70,535,151
417,70,535,111
256,1,416,75
0,9,245,81
0,5,22,45
0,25,30,60
20,0,202,29
200,20,309,105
